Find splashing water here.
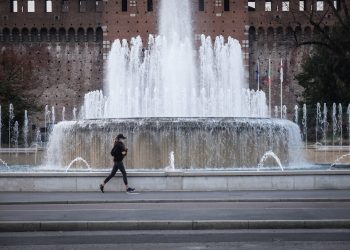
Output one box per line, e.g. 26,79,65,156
65,157,91,172
274,106,279,118
338,103,343,148
13,121,19,155
323,103,328,145
51,106,55,125
62,107,66,121
316,103,322,146
81,0,267,119
257,151,284,171
8,104,14,148
282,105,287,119
23,110,29,148
332,103,337,147
331,153,350,167
294,105,298,124
165,151,175,171
0,158,9,169
302,104,307,145
73,107,77,121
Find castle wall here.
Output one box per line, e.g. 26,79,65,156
0,0,341,125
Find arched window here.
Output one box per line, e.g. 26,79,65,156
248,26,256,41
68,28,75,42
49,27,57,42
267,27,274,49
96,27,103,42
58,28,66,42
3,28,10,42
22,28,29,42
86,27,94,42
40,28,48,42
121,0,127,11
285,27,293,40
30,28,39,42
224,0,229,11
295,26,302,41
198,0,204,11
304,26,311,40
257,27,265,45
147,0,153,11
77,28,85,42
276,26,284,41
12,28,20,42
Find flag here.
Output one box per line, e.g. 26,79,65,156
280,58,283,83
268,57,271,86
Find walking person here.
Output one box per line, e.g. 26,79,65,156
99,134,135,193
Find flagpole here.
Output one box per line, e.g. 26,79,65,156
268,57,271,117
257,59,260,91
280,58,283,119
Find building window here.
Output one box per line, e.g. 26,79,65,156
265,1,272,11
96,0,103,12
130,0,136,7
224,0,229,11
62,0,69,12
12,0,18,12
121,0,127,11
80,0,86,12
248,0,256,11
46,0,52,12
147,0,153,11
299,0,305,11
316,1,324,11
333,0,341,10
28,0,35,12
198,0,204,11
215,0,222,7
282,1,289,11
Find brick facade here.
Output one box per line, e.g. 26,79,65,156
0,0,341,122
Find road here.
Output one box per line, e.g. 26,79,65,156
1,229,350,249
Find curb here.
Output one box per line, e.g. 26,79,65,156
1,198,349,205
1,220,350,232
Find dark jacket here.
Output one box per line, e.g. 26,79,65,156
111,141,127,162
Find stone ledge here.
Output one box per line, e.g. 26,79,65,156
1,171,350,191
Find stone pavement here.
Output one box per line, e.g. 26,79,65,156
0,190,350,231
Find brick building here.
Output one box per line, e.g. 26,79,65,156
0,0,342,122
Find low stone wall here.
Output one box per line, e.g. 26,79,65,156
1,170,350,192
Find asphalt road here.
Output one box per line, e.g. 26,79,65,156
1,229,350,250
1,201,350,222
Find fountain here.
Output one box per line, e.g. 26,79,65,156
165,151,175,171
23,110,29,148
338,103,343,148
65,157,91,172
0,158,9,170
257,151,284,171
73,107,77,121
45,0,303,170
302,104,307,146
8,104,14,148
62,107,66,122
294,105,298,124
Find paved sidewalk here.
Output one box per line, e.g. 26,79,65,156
1,190,350,231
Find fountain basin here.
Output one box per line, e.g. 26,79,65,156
46,117,303,169
1,170,350,191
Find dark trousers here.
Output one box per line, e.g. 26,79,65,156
104,161,128,185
